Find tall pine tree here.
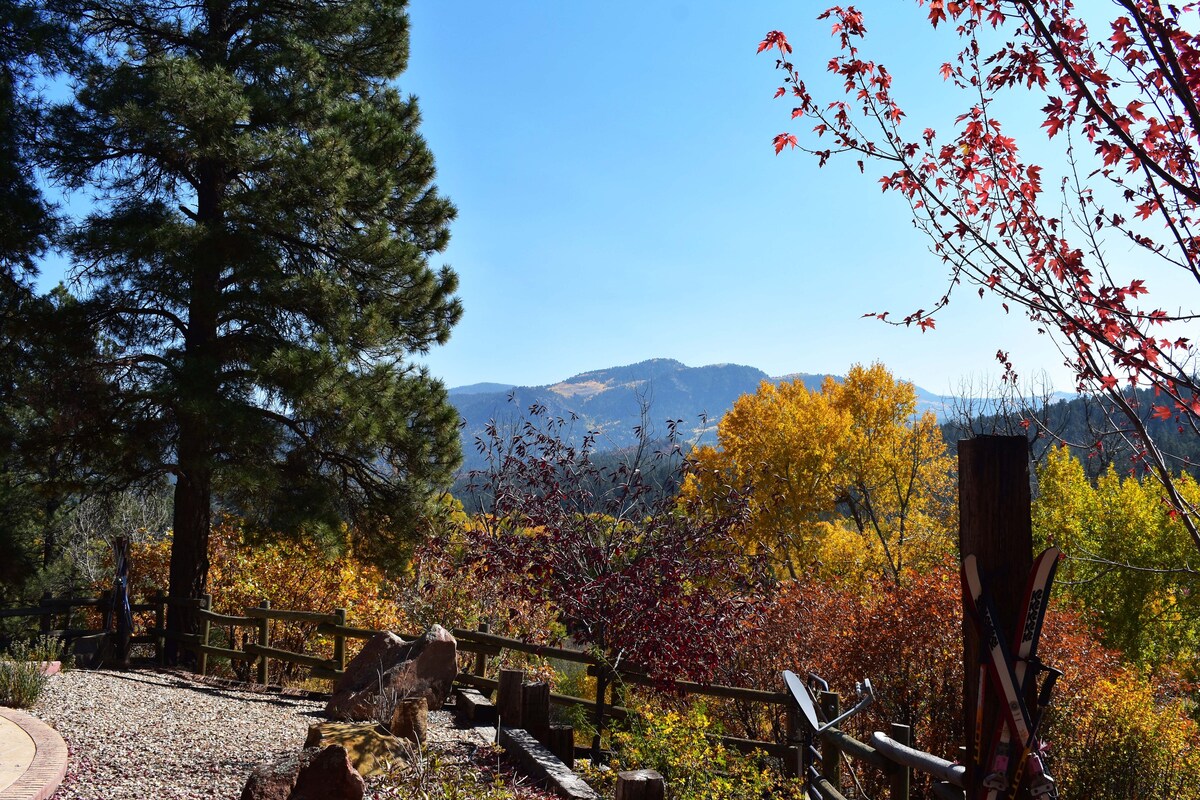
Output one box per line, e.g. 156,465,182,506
0,0,75,594
46,0,462,655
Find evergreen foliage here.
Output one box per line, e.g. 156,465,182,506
41,0,461,647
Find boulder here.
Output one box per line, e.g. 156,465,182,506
240,745,365,800
240,749,313,800
304,722,410,777
326,625,458,720
291,744,366,800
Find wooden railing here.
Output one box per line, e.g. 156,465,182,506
2,594,966,799
0,590,167,661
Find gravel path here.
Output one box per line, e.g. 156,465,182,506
28,668,491,800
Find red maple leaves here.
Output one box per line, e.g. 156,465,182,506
760,1,1200,548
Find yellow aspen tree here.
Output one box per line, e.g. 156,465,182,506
684,364,955,583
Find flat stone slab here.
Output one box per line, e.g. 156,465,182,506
497,726,600,800
453,688,497,724
0,708,68,800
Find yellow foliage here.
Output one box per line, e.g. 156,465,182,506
683,363,955,582
1048,672,1200,798
1034,445,1200,673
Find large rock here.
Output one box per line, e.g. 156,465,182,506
240,745,365,800
291,745,366,800
304,722,410,777
240,748,309,800
326,625,458,720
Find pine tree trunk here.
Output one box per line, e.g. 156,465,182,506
164,163,223,666
165,447,212,665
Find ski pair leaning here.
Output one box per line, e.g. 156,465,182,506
962,547,1062,800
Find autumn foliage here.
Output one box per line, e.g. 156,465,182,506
683,363,955,583
761,2,1200,550
464,407,770,682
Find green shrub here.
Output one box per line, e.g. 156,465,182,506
580,700,804,800
0,636,61,708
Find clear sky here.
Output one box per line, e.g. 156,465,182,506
34,1,1099,395
397,0,1080,395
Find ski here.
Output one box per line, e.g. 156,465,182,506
982,547,1060,800
962,555,1034,745
962,553,1060,800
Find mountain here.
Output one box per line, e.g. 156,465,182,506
448,358,938,471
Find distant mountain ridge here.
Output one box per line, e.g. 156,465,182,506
447,358,952,470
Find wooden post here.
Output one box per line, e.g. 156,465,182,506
820,691,841,788
496,668,525,728
197,594,212,677
522,680,551,743
547,724,575,768
153,590,166,664
332,607,346,672
783,684,803,778
39,591,52,635
959,436,1033,800
889,723,912,800
256,599,270,685
473,621,490,676
592,669,609,764
615,769,666,800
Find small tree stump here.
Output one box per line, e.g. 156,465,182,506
522,680,550,743
496,668,525,728
615,769,665,800
547,724,574,768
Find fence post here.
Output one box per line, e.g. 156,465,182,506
889,723,912,800
473,621,490,677
958,436,1033,800
548,724,575,767
497,668,525,728
592,668,609,764
783,682,803,778
522,680,550,744
198,594,212,677
615,769,666,800
39,591,52,635
332,607,346,673
256,599,270,685
819,691,841,788
154,590,166,664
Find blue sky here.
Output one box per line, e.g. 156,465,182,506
35,1,1085,395
398,1,1079,394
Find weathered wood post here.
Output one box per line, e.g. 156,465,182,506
615,769,666,800
820,691,841,787
197,593,212,676
496,668,525,728
521,680,551,743
783,689,803,778
473,621,490,677
39,591,52,635
959,436,1033,800
547,724,575,767
153,589,167,664
592,668,609,763
256,599,270,684
332,607,347,672
889,723,912,800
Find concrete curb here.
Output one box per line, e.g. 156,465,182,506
0,708,68,800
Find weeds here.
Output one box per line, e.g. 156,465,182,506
0,636,61,708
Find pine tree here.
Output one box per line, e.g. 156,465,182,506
46,0,462,655
0,0,75,595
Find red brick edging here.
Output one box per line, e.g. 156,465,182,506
0,708,67,800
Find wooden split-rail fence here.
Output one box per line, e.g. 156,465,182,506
1,591,966,800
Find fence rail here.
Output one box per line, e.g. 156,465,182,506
2,593,965,799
